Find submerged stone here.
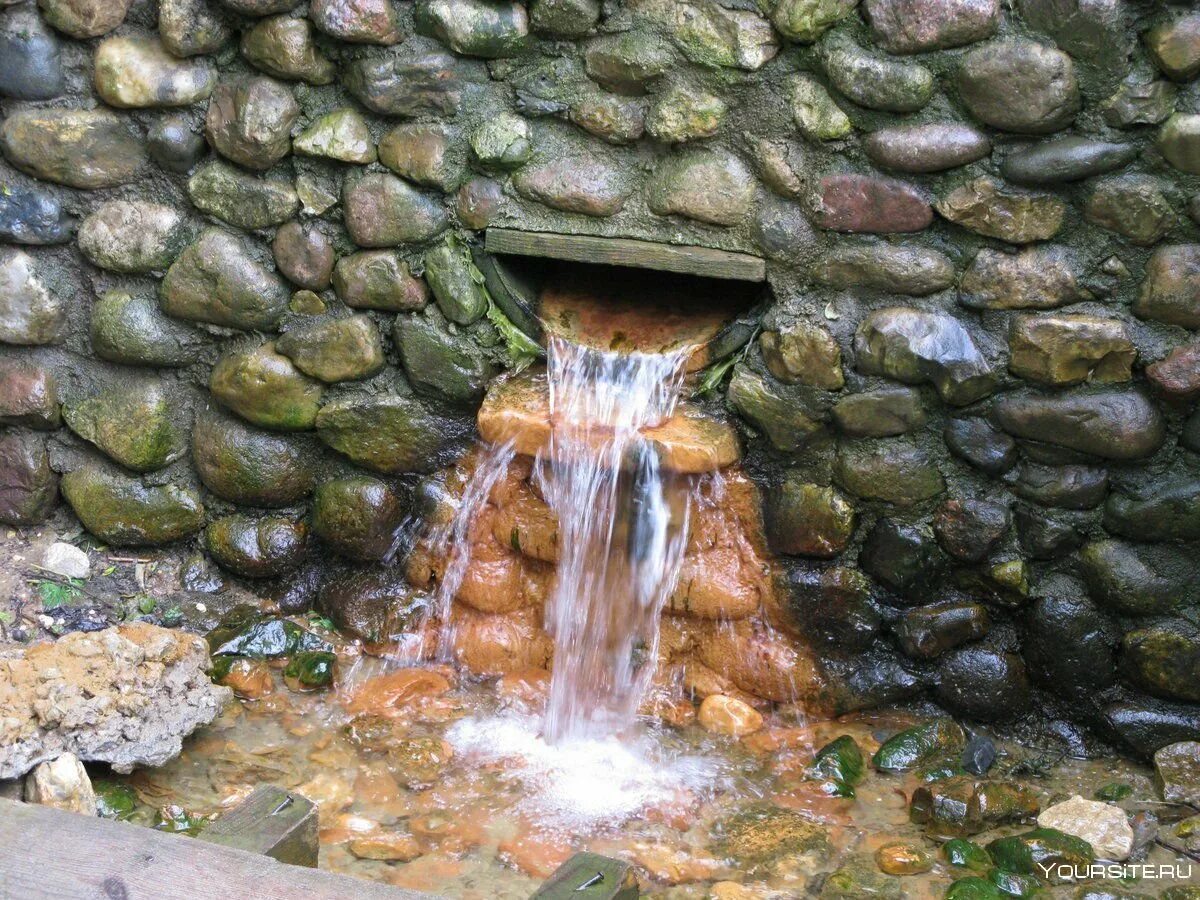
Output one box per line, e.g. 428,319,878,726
61,466,203,547
0,108,145,189
192,405,316,507
210,342,323,431
188,160,299,230
873,718,965,772
854,307,996,405
94,36,216,109
910,777,1038,837
91,292,205,368
161,229,290,331
206,515,307,578
64,383,186,473
957,40,1080,134
343,173,450,247
78,201,188,274
242,15,335,84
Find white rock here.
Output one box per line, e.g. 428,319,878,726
23,754,96,815
41,542,89,580
1037,794,1133,861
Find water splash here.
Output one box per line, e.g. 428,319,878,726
535,337,694,743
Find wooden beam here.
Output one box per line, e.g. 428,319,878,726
485,229,767,282
198,785,319,867
0,799,434,900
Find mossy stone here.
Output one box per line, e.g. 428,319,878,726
315,394,473,474
423,237,489,325
210,342,323,431
90,292,205,367
205,514,307,578
394,313,498,407
275,316,385,384
60,465,204,546
312,477,405,561
63,382,186,473
192,405,316,507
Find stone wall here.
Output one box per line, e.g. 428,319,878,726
1,0,1198,755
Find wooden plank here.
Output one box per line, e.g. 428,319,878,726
531,852,639,900
485,228,767,282
198,785,319,867
0,799,434,900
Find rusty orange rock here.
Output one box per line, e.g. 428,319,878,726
449,605,553,675
345,668,451,718
699,694,764,737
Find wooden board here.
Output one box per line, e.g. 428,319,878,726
0,799,434,900
485,229,767,282
198,785,319,867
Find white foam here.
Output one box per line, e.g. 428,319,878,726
446,712,725,830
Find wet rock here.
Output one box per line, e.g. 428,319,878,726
813,241,953,295
210,342,322,432
936,177,1066,243
0,182,73,245
833,387,925,438
1123,622,1200,703
456,177,504,229
790,74,851,141
192,405,315,506
647,85,725,144
1155,742,1200,806
1136,245,1200,329
206,515,307,578
933,499,1009,562
294,108,376,164
875,840,933,877
24,754,95,815
469,113,532,173
0,249,63,347
1144,13,1200,82
835,439,944,505
873,717,965,771
910,777,1039,837
1008,314,1134,387
147,115,206,174
38,0,132,38
864,0,998,53
0,361,60,430
414,0,528,58
205,77,299,171
1185,410,1200,453
530,0,598,38
379,124,463,191
0,433,58,526
699,694,762,737
514,152,633,218
1018,0,1126,63
647,148,757,224
1157,115,1200,176
160,0,230,57
424,238,489,326
316,394,472,474
0,6,64,100
242,15,334,84
309,0,402,43
161,229,290,331
1001,138,1138,187
752,197,816,260
862,124,991,174
822,34,933,113
0,624,229,779
90,292,205,368
1146,342,1200,400
0,108,145,189
944,419,1017,476
1010,463,1109,510
1024,588,1116,695
277,316,383,383
767,480,855,558
1103,74,1177,129
1085,176,1177,246
820,857,903,899
94,36,216,109
188,160,299,230
64,383,186,473
860,518,942,597
344,39,486,117
960,246,1089,310
749,139,806,199
784,566,879,650
958,40,1079,134
1106,700,1200,757
727,366,824,452
319,567,421,641
768,0,856,43
992,390,1164,461
636,0,777,71
1080,540,1182,616
271,223,334,292
1104,476,1200,542
333,251,429,312
760,323,843,390
854,307,996,405
895,601,989,660
395,314,497,406
584,32,673,95
220,0,297,14
312,477,404,561
937,647,1032,722
78,201,188,275
61,466,204,546
343,173,450,247
817,175,931,234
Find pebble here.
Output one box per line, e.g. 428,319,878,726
699,695,764,737
24,754,96,815
42,543,90,580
